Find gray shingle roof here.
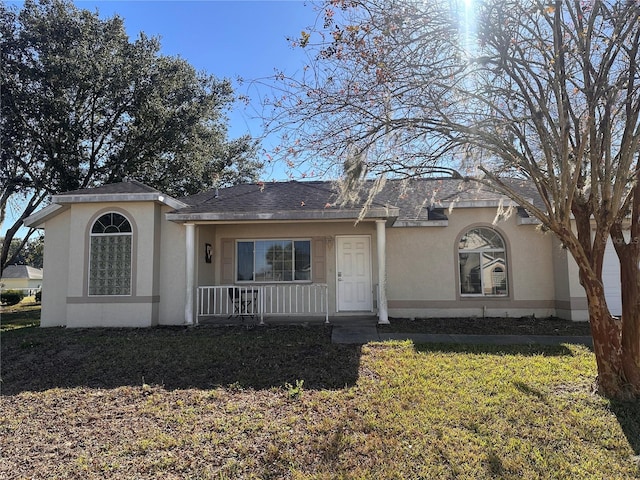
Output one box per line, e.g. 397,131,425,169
57,180,161,196
39,178,541,224
172,180,397,222
178,181,342,213
1,265,43,280
174,178,540,222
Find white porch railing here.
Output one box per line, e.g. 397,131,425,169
197,284,329,324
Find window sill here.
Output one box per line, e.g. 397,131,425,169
459,294,509,299
68,295,159,304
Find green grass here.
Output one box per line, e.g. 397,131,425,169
0,296,41,331
1,312,639,478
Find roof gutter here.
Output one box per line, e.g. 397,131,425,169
166,206,399,226
52,192,188,209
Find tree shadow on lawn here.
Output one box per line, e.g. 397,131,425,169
0,325,361,395
609,400,640,455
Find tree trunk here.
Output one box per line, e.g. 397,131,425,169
579,266,629,398
617,247,640,397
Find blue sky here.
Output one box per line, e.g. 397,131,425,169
82,0,317,177
3,0,318,235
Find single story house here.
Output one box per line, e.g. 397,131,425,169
1,264,43,294
24,178,619,328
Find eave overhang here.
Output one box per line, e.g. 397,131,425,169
392,220,449,228
166,206,399,226
52,192,188,210
439,198,530,209
23,204,70,228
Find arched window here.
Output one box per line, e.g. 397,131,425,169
458,227,508,296
89,212,132,296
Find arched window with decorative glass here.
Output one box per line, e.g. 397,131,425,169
89,212,133,296
458,227,508,296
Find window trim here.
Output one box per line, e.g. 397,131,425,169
457,226,510,298
235,238,312,284
86,209,136,297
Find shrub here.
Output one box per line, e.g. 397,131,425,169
1,290,25,306
35,290,42,303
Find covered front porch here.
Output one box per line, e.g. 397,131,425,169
179,219,393,326
167,181,398,327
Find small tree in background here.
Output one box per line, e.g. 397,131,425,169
0,235,44,268
1,0,262,274
264,0,640,399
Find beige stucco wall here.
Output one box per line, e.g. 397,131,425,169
39,208,71,327
197,225,216,287
40,201,167,327
194,211,567,320
66,303,156,328
551,236,589,321
386,208,558,319
38,200,589,327
66,202,158,297
157,206,187,325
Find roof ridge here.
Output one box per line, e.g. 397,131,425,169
126,179,160,192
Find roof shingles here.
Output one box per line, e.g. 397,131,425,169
46,178,541,223
174,178,538,222
57,180,161,197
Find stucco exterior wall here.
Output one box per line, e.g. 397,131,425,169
39,208,71,327
195,212,563,320
40,202,165,327
66,303,156,328
37,199,589,327
198,225,217,287
552,236,589,321
386,208,557,319
157,207,187,325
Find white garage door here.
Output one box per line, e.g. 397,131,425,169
602,238,622,317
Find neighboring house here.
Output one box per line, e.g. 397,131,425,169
24,178,618,328
1,265,43,293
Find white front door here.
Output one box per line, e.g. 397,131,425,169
336,236,372,311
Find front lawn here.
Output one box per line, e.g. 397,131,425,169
379,316,593,336
0,296,41,331
1,322,638,478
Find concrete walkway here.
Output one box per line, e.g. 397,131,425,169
331,321,593,346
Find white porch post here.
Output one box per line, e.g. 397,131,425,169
376,220,390,324
185,223,196,325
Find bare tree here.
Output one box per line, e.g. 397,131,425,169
264,0,640,399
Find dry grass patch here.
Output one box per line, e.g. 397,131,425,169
1,321,638,479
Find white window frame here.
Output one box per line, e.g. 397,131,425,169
235,239,312,284
88,212,133,296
